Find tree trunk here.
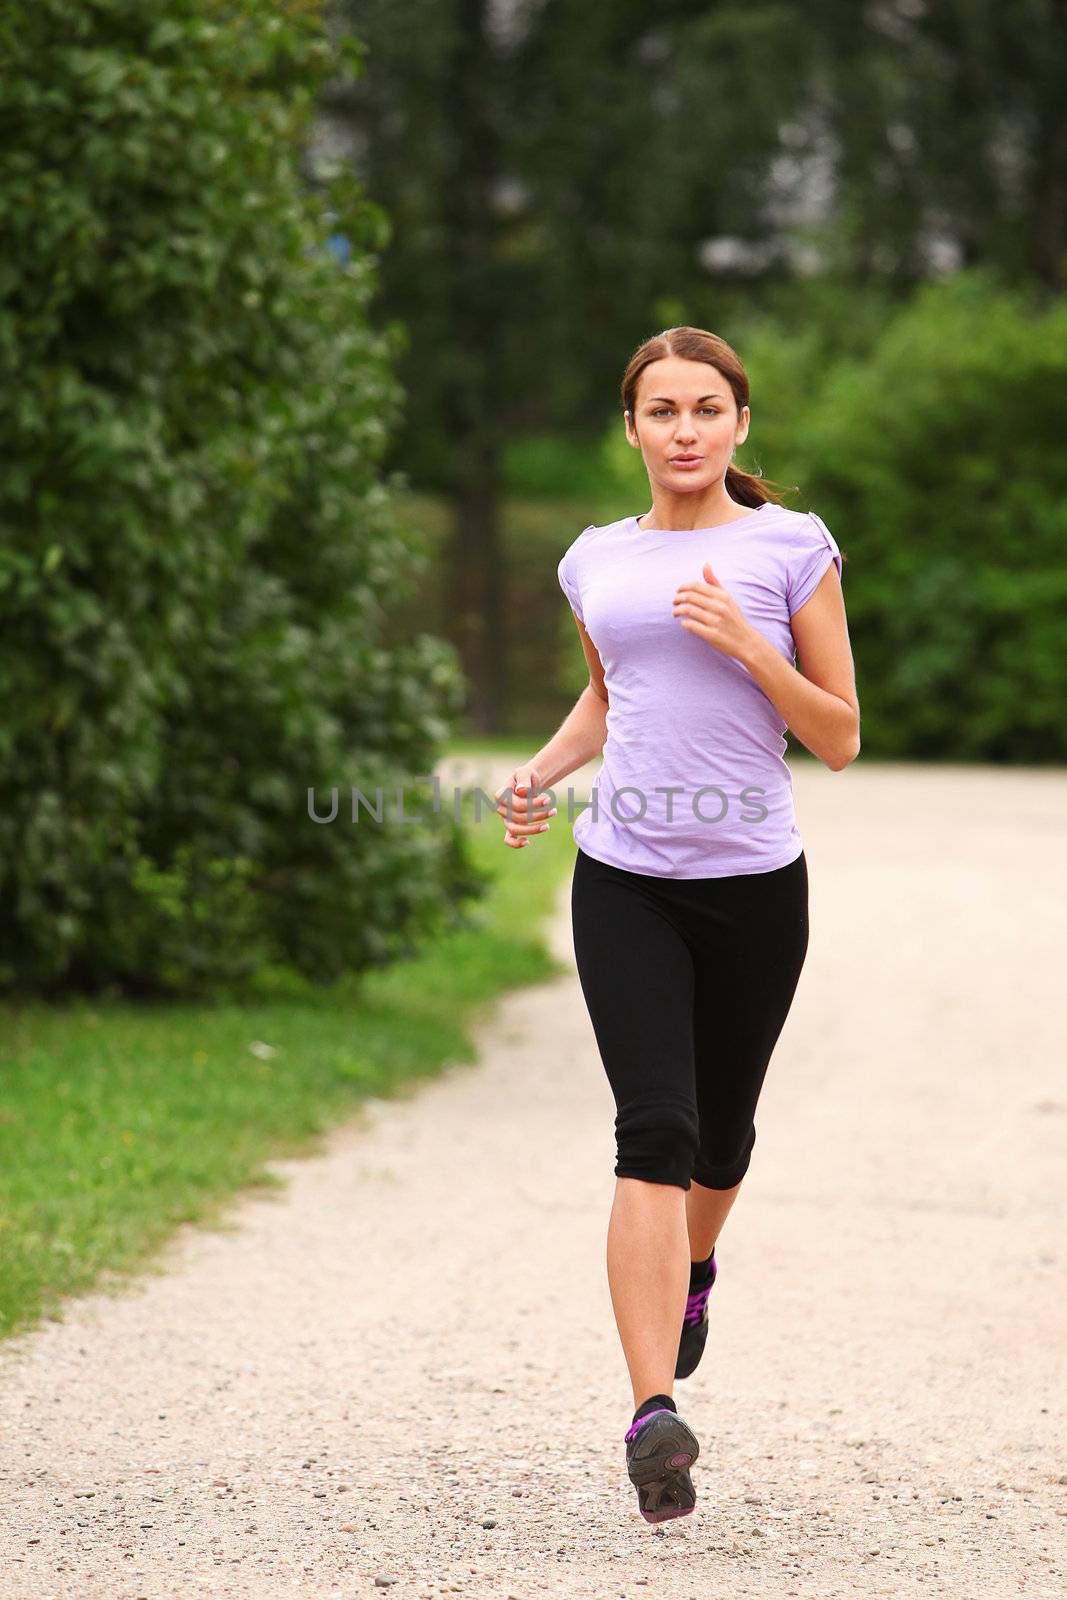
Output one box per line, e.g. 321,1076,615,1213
439,0,507,734
448,434,506,734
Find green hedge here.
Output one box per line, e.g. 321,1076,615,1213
742,271,1067,761
490,272,1067,760
0,0,487,994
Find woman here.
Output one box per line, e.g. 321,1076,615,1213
494,325,859,1524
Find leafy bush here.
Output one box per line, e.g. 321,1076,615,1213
793,272,1067,759
0,0,486,994
735,271,1067,760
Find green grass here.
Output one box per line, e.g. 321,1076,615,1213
440,732,548,757
0,777,578,1342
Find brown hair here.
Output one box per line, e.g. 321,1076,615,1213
620,326,797,509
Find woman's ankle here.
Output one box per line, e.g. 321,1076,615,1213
632,1392,677,1423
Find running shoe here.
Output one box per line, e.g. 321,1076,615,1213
675,1250,717,1380
623,1406,700,1523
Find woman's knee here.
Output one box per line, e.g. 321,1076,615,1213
614,1096,700,1189
691,1124,756,1190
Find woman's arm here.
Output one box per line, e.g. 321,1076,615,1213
492,614,608,846
526,681,609,789
740,567,860,771
673,559,860,771
525,614,609,787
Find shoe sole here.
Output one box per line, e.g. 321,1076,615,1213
626,1412,700,1522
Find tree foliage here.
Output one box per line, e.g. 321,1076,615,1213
742,271,1067,760
0,0,484,995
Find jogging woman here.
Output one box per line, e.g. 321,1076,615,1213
494,326,859,1524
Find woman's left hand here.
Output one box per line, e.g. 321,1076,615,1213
672,561,759,663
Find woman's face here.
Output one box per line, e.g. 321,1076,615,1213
626,356,749,496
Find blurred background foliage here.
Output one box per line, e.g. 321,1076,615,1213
0,0,483,997
1,0,1065,998
325,0,1067,743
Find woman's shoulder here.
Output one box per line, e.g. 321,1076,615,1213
778,506,845,613
779,504,843,555
757,503,843,559
756,501,831,533
558,518,623,620
574,514,630,540
558,515,628,562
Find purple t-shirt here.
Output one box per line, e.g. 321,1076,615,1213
556,502,843,878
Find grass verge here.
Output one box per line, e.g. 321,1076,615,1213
0,784,576,1342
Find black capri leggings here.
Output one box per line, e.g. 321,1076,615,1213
570,845,810,1191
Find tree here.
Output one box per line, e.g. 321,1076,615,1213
321,1,1067,734
0,0,483,995
321,0,808,730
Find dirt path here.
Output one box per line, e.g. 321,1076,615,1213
1,761,1065,1599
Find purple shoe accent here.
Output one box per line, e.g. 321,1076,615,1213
624,1407,675,1444
683,1286,711,1326
683,1255,718,1326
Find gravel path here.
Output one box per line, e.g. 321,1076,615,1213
1,761,1064,1599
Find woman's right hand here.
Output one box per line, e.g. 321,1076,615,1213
492,764,558,849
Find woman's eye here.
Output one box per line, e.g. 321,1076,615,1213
652,408,718,417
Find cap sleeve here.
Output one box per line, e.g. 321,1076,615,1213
787,511,843,618
557,525,595,623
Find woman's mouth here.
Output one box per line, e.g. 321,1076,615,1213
670,456,703,470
